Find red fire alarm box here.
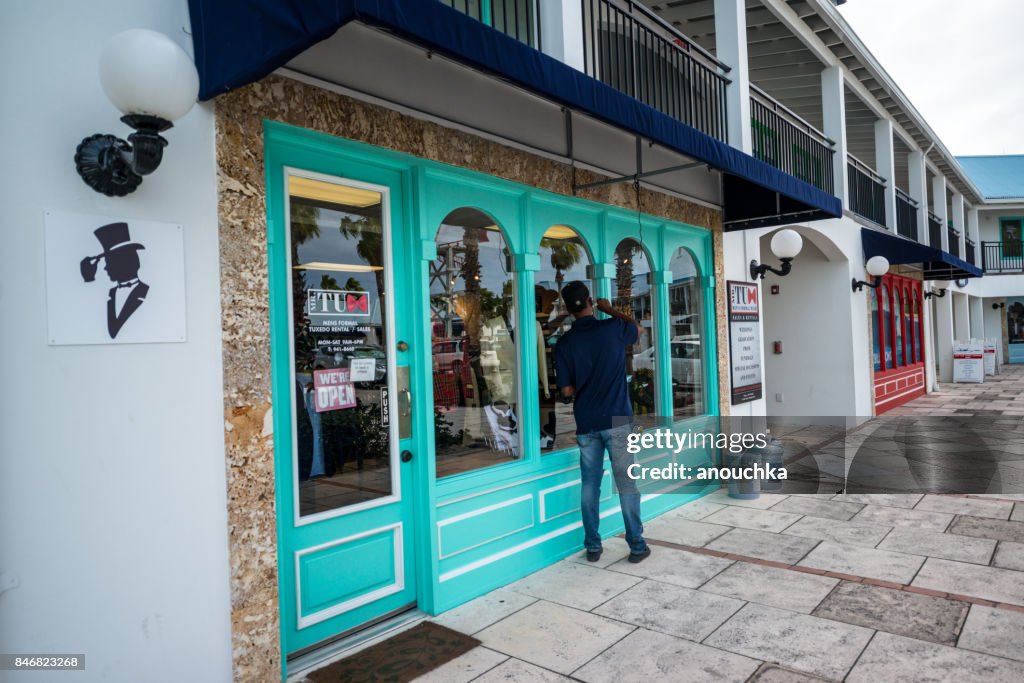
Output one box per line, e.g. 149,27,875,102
773,341,782,354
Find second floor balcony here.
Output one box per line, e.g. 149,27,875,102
847,154,886,227
750,85,835,195
982,242,1024,274
948,226,961,259
895,188,918,241
928,211,943,249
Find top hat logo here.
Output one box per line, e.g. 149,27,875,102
80,222,150,338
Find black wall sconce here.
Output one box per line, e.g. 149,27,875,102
750,229,803,280
852,256,890,292
925,281,950,299
75,29,199,197
993,302,1006,310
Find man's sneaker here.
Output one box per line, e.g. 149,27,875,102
586,549,603,562
627,547,651,563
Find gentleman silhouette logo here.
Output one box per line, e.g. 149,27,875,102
80,222,149,339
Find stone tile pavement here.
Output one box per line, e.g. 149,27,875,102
424,489,1024,682
410,373,1024,682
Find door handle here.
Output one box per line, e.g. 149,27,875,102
401,450,413,463
398,388,412,417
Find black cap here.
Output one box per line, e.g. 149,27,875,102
561,281,590,313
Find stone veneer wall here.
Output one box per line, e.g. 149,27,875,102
214,74,727,679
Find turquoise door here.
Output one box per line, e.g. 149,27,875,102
266,135,421,659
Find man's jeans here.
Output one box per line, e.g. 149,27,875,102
576,427,648,555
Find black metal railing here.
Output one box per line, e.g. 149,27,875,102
965,238,975,265
750,85,834,194
983,241,1024,273
928,211,942,248
581,0,731,141
895,187,918,241
948,227,960,258
442,0,539,47
847,154,886,226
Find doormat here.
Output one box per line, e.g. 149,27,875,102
306,622,481,683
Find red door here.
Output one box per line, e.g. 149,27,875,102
872,274,925,414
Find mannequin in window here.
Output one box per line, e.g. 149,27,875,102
535,286,569,448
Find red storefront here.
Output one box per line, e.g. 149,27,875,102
871,273,926,413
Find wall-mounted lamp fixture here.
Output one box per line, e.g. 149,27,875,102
852,256,890,292
750,229,803,280
75,29,199,196
924,280,950,299
993,302,1006,310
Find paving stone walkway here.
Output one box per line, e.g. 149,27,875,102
415,367,1024,682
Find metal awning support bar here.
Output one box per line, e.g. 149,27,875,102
570,131,706,193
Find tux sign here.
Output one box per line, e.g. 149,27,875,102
44,210,187,345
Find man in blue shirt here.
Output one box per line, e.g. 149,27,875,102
554,281,650,563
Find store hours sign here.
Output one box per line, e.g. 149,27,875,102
728,281,763,404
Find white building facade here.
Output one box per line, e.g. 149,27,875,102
0,1,1014,681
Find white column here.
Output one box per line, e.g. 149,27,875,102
932,175,948,250
822,66,848,207
968,207,980,266
923,287,936,391
715,0,752,153
970,296,985,340
908,150,928,244
540,0,584,71
953,292,970,341
934,292,955,383
951,193,966,259
874,119,896,230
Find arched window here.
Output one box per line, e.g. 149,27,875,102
668,247,705,417
537,225,592,453
894,288,904,366
610,238,655,415
871,288,881,372
430,208,519,477
881,285,892,370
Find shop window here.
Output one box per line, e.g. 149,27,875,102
904,288,914,365
610,239,655,415
871,290,881,372
287,175,391,517
894,288,904,366
429,208,519,478
537,225,592,453
668,247,705,417
914,294,923,363
881,285,892,370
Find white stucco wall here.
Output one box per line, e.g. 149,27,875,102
0,2,233,681
758,218,872,423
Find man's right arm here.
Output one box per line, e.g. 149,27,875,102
595,298,641,342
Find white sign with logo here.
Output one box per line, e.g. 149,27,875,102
727,281,763,404
953,340,985,383
44,210,187,345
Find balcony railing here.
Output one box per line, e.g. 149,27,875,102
581,0,730,141
948,227,961,258
965,238,975,265
847,154,886,227
983,242,1024,273
442,0,539,46
750,85,834,194
928,211,942,248
895,188,918,241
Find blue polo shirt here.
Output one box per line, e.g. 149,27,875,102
554,315,638,434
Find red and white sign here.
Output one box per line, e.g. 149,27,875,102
727,281,762,404
313,368,356,412
729,282,759,315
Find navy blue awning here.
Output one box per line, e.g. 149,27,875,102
861,228,983,280
187,0,841,229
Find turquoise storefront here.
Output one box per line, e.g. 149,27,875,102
263,121,719,661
